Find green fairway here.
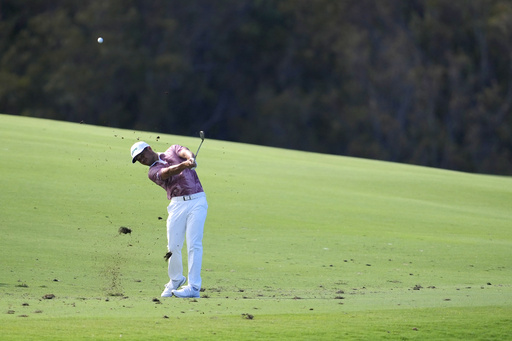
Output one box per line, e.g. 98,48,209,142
1,114,511,340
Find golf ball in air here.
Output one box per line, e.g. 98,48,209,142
97,37,103,43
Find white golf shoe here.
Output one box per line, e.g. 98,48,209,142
161,277,187,297
172,286,200,298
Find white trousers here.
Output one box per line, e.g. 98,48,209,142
166,193,208,290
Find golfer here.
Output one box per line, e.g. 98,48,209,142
130,141,208,298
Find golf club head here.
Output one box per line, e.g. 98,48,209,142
199,131,205,140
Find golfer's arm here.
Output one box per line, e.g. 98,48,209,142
179,148,194,159
159,149,195,180
159,162,189,180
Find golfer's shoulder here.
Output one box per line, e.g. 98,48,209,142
165,144,182,154
147,164,161,179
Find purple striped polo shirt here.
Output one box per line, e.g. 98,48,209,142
147,145,204,200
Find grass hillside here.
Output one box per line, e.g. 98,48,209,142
1,114,511,340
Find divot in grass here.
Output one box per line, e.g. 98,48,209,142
101,257,124,297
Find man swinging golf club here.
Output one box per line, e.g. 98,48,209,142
130,133,207,298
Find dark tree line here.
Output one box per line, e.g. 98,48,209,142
1,0,511,174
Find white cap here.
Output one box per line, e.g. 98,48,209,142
130,141,150,163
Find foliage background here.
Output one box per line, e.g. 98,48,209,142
1,0,512,174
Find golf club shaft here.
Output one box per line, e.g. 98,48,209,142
194,131,205,159
195,140,204,158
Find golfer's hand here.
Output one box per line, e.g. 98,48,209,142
188,158,197,169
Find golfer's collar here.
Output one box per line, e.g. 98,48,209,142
150,153,166,167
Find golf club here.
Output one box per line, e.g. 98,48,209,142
191,131,204,170
195,131,205,158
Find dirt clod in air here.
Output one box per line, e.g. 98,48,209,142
164,251,172,261
118,227,132,234
42,294,55,299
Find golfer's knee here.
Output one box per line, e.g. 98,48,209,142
168,244,182,254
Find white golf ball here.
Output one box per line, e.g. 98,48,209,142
97,37,103,43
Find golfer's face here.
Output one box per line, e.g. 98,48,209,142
137,148,152,166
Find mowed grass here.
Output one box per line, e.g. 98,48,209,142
0,114,511,340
